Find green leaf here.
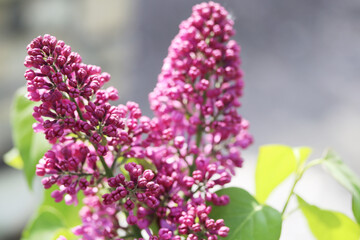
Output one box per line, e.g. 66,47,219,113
255,145,297,203
352,194,360,225
52,228,77,240
121,157,157,179
22,209,66,240
297,195,360,240
22,185,83,240
11,87,50,188
42,185,84,228
3,147,24,169
126,158,157,172
321,150,360,224
209,187,282,240
149,217,160,235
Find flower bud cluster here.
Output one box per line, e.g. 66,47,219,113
26,34,152,205
36,142,96,205
143,2,252,238
176,201,230,239
149,1,252,185
24,2,251,240
102,165,161,229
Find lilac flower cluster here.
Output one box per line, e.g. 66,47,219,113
147,0,252,213
24,2,252,240
149,1,252,179
25,33,152,205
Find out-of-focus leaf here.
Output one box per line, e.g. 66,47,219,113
11,87,50,188
352,194,360,225
297,195,360,240
209,187,282,240
3,147,24,169
255,145,297,203
42,185,84,228
21,185,83,240
121,157,157,179
22,208,66,240
126,158,157,172
149,218,159,235
52,228,77,240
293,146,312,167
321,150,360,224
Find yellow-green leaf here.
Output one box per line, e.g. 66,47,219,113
52,228,77,240
293,146,312,167
297,195,360,240
126,157,157,172
3,147,24,169
255,145,297,203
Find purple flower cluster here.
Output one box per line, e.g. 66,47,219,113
101,165,161,228
149,1,252,176
25,33,153,204
24,2,252,240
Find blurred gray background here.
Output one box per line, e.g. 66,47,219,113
0,0,359,239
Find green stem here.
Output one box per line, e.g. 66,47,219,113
62,172,104,177
195,124,203,147
99,155,113,178
122,235,137,239
281,174,301,216
281,158,324,216
70,97,84,121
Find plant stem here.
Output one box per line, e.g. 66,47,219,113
99,155,113,178
281,174,301,216
281,158,324,216
70,97,85,121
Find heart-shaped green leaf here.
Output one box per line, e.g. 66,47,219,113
209,187,282,240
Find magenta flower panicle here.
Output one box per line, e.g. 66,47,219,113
24,2,251,239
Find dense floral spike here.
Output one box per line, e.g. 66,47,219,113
145,1,251,238
25,34,152,206
149,1,252,180
148,0,252,212
24,2,250,239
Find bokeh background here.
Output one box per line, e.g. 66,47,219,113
1,0,359,239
